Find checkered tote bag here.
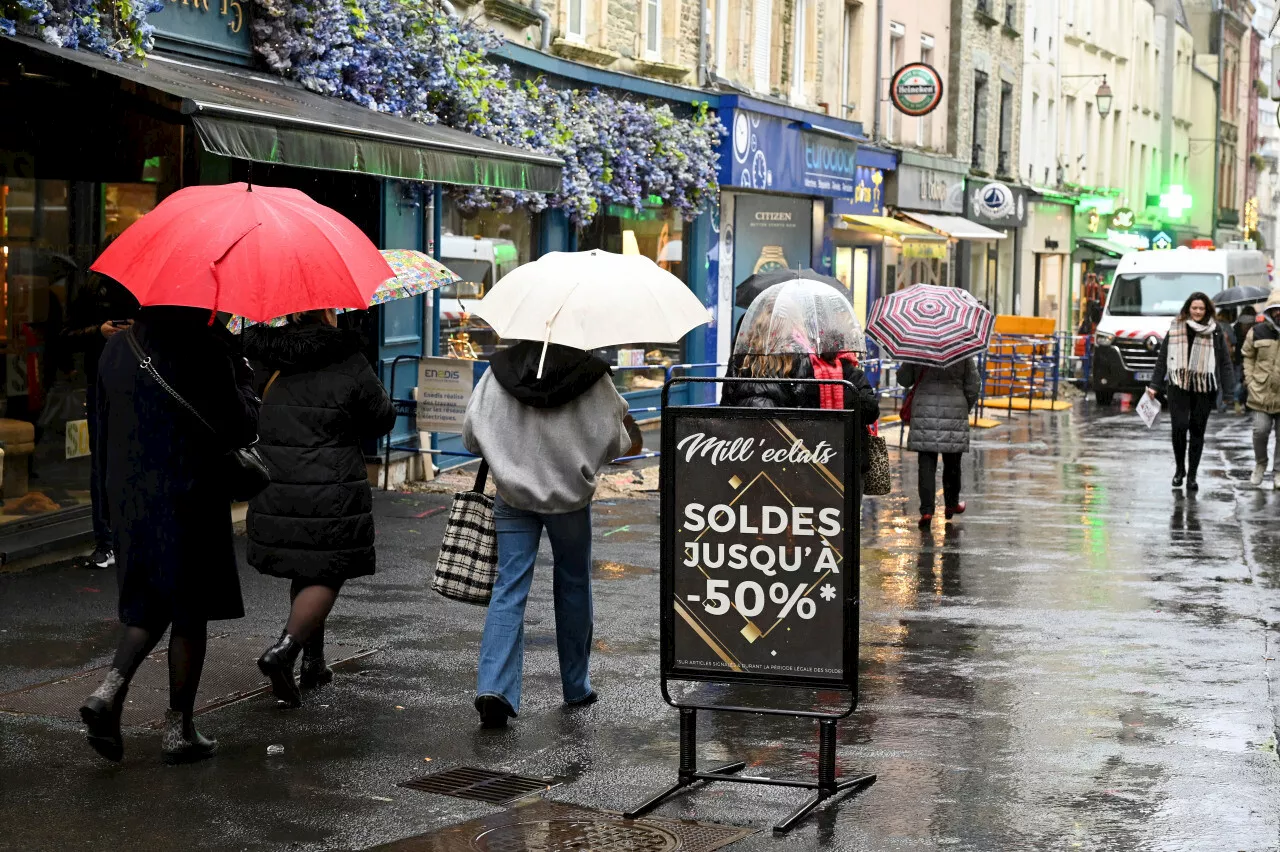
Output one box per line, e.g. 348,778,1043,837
432,461,498,605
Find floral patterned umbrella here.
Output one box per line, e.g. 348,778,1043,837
228,249,459,333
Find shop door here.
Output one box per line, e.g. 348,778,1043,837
1036,253,1065,329
836,245,877,326
378,183,426,453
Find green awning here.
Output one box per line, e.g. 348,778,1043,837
6,35,563,193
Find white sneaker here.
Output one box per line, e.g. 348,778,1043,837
1272,477,1280,491
1252,464,1267,487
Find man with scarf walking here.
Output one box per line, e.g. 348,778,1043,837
1147,292,1236,491
1242,291,1280,488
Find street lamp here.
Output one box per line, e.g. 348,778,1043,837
1095,76,1113,118
1062,74,1114,118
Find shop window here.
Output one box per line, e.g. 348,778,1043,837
439,203,535,361
578,203,686,394
0,179,155,526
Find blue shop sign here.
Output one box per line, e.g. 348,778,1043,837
723,108,860,198
831,168,886,216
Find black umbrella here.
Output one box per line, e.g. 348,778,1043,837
1213,284,1270,308
735,268,848,309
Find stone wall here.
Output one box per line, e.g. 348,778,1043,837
948,0,1025,179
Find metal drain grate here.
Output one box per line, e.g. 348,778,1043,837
398,766,557,805
368,799,757,851
0,634,378,728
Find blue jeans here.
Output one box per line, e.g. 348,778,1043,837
476,496,594,713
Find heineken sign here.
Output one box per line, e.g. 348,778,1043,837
890,63,944,117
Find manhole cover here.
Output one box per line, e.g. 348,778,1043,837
400,766,556,805
0,634,378,728
474,819,678,852
367,799,756,852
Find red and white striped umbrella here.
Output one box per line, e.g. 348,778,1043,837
866,284,994,367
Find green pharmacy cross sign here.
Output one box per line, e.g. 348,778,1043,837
1159,185,1193,219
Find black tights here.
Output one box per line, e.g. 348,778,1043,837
917,451,963,513
110,620,208,735
286,579,343,653
1167,388,1216,477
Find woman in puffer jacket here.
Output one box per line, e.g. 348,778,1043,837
897,359,981,528
244,310,397,707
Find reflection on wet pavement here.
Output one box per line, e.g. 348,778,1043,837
1,405,1278,850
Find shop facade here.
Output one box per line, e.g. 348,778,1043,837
962,178,1027,315
1017,193,1075,331
883,154,1004,297
710,95,893,365
0,23,560,556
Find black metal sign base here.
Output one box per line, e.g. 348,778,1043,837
624,707,877,835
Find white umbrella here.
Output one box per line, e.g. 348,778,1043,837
470,249,710,376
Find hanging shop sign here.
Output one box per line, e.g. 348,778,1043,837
1151,231,1174,251
416,357,475,433
903,240,948,260
723,106,860,197
890,63,945,117
965,179,1027,228
1110,208,1137,231
663,404,858,684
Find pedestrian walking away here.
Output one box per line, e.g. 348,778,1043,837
59,262,138,570
1242,290,1280,489
720,279,881,499
79,306,260,764
244,310,397,707
1147,292,1236,492
897,359,981,528
462,340,642,728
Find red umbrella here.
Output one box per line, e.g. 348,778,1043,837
866,284,993,367
90,183,393,323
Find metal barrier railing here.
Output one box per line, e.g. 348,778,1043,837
378,345,1081,490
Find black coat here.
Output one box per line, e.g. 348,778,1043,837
97,307,260,627
244,323,396,584
721,356,881,472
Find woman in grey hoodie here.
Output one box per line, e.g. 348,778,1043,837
462,341,641,728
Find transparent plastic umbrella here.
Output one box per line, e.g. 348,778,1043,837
733,279,866,357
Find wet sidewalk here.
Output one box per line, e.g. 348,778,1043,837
1,403,1278,850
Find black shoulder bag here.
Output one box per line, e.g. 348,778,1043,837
124,329,271,502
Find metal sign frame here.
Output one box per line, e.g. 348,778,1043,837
627,376,876,834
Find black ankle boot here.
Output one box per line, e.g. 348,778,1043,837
299,654,333,689
257,631,303,707
79,668,127,762
299,628,333,689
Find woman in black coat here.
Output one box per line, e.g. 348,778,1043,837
79,306,260,764
245,310,396,707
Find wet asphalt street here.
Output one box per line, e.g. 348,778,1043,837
2,402,1279,851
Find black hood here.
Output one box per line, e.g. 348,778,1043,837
487,341,611,408
244,323,365,371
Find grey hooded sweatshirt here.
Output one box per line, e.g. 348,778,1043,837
462,342,631,515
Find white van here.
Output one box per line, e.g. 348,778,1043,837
1091,248,1269,404
437,235,520,358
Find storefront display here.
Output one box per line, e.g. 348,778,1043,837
710,96,892,365
579,203,686,392
438,203,536,360
0,178,160,527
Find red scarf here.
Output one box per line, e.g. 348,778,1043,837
808,352,861,410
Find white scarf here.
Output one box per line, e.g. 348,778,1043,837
1167,317,1218,392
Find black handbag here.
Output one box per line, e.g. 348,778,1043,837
124,329,271,502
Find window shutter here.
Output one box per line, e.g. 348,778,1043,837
752,0,771,93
